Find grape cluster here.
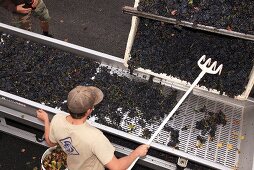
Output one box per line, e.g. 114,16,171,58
138,0,254,35
0,33,99,108
43,146,67,170
164,125,180,148
84,66,178,133
0,32,179,136
129,18,254,97
195,105,226,141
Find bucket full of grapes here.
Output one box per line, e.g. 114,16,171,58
41,145,68,170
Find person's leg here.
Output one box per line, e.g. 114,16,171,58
12,12,32,31
40,20,49,35
32,0,52,37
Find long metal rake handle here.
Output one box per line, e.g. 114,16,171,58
127,55,223,170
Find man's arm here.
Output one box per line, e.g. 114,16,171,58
105,144,149,170
37,109,57,147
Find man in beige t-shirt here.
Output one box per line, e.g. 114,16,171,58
37,85,149,170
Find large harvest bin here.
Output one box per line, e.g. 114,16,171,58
124,0,254,100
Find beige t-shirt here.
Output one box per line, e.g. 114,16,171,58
49,114,115,170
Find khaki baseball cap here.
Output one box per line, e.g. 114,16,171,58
67,86,104,114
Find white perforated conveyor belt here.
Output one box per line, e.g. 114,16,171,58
120,91,243,169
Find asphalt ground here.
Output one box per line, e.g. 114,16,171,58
0,132,47,170
0,0,134,58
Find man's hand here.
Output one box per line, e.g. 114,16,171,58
105,144,150,170
15,4,32,14
37,109,49,122
134,144,150,157
31,0,38,9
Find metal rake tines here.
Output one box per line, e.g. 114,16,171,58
198,55,223,75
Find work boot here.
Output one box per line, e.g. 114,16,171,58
42,31,53,38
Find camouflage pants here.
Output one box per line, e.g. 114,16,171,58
12,0,50,31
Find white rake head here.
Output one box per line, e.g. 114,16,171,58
198,55,223,75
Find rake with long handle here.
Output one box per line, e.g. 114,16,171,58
127,55,223,170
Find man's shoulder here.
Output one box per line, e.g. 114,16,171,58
51,113,66,122
85,122,103,134
53,113,65,118
85,123,108,140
